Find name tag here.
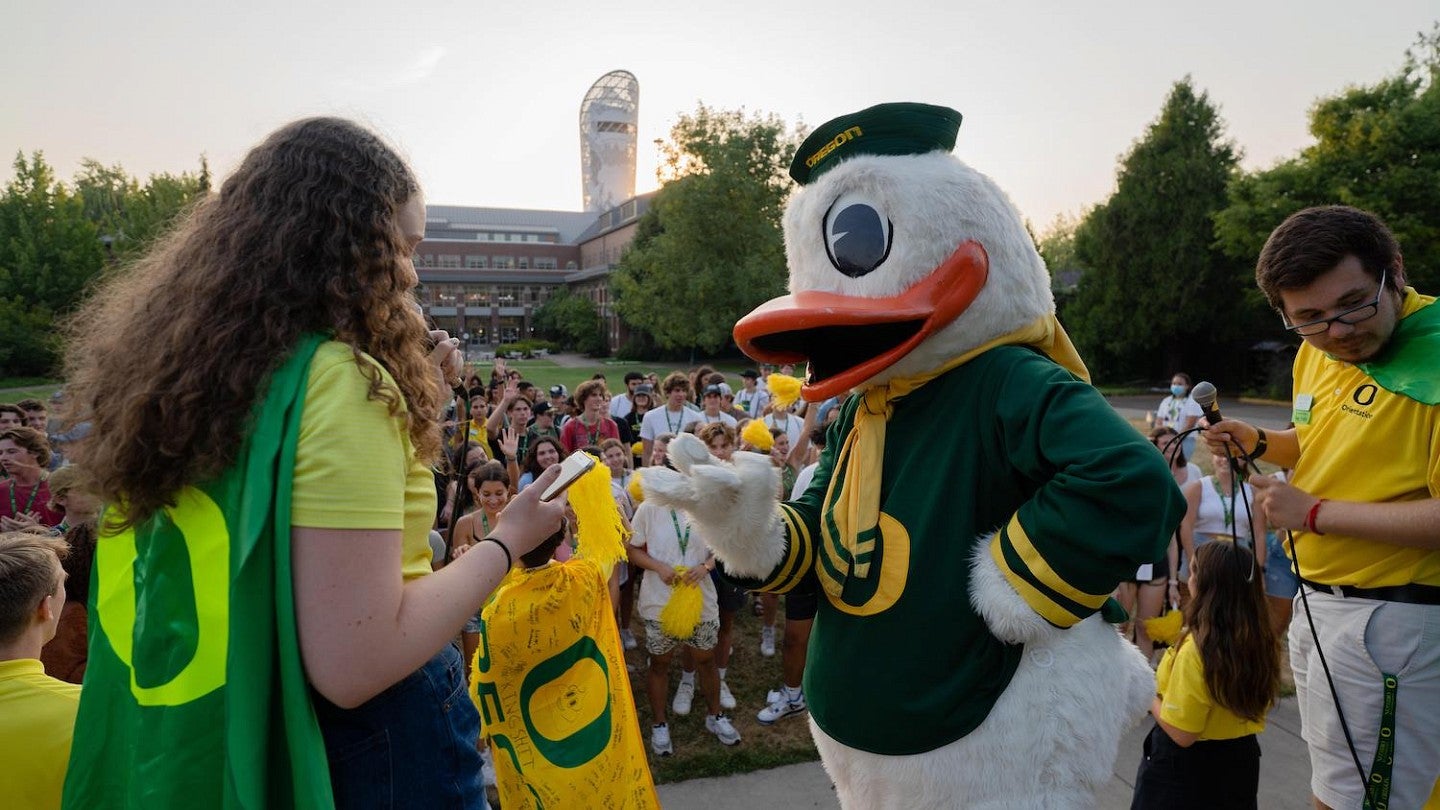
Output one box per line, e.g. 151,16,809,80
1293,393,1314,425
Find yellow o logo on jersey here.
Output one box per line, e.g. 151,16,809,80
818,511,911,616
95,487,230,706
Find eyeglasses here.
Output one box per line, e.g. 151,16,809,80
1283,269,1388,336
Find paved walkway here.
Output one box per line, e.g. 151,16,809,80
658,697,1312,808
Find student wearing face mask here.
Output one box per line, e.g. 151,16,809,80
1153,373,1203,460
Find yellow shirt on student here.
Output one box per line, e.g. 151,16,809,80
291,341,437,580
1290,289,1440,588
0,658,81,809
1156,636,1265,741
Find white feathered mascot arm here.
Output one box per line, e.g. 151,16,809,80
639,433,787,579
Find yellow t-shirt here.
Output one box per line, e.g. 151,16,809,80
0,658,81,810
1156,636,1265,741
291,341,437,580
1290,290,1440,588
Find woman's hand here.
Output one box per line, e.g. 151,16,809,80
658,565,679,586
487,464,566,555
428,330,463,389
682,565,710,586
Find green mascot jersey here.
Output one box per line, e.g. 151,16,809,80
726,346,1184,755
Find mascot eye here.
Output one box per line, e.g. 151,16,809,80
822,194,893,278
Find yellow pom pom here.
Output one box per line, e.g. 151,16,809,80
741,418,774,452
567,458,629,577
1143,608,1185,645
659,566,704,639
631,441,644,456
766,374,803,411
627,474,645,504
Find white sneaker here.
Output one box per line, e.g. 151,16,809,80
651,723,674,757
757,688,807,724
621,629,638,651
760,625,776,657
706,714,741,746
672,677,695,716
718,679,736,710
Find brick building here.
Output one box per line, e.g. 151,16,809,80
415,192,653,352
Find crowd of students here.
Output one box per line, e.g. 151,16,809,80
435,359,835,760
0,360,1318,809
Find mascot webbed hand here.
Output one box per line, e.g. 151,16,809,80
641,103,1185,810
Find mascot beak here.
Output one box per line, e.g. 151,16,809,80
735,240,989,401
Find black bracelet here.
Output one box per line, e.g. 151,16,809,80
480,536,513,569
1249,427,1268,461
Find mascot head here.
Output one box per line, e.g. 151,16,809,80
736,103,1057,400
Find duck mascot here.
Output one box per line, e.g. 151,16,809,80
641,103,1186,809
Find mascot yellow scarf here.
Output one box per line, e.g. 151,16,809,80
825,315,1089,578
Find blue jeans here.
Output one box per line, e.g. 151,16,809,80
1263,531,1299,598
314,643,488,809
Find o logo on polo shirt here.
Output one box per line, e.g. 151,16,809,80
1353,384,1378,406
95,487,230,706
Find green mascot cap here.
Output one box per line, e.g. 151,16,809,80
789,102,963,186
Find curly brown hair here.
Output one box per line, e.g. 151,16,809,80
64,117,441,530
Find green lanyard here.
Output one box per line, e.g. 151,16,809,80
1363,674,1398,809
665,408,683,433
9,480,40,517
669,509,691,558
1210,477,1234,531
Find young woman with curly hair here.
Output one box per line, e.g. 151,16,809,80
61,117,563,808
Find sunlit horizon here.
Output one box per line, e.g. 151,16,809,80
5,1,1434,235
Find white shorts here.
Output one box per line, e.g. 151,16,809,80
1289,588,1440,809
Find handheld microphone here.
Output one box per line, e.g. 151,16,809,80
1192,381,1255,475
1190,381,1223,425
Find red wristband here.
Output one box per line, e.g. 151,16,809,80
1305,499,1327,536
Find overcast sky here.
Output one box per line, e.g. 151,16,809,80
5,1,1434,233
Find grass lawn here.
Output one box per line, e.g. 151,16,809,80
617,589,820,784
464,356,765,398
0,378,62,403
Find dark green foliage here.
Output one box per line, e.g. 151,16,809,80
1063,78,1245,383
612,106,804,354
0,152,207,376
533,289,607,355
1215,26,1440,295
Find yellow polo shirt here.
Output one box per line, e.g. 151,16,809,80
1156,636,1266,741
0,658,81,809
1289,290,1440,588
291,341,437,581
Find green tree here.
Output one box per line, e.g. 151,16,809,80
0,153,104,375
0,152,209,376
533,289,606,355
1216,26,1440,294
1063,78,1245,383
612,105,804,354
74,157,210,260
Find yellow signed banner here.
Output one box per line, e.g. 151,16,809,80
471,558,658,809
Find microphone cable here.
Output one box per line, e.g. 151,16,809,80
1160,424,1378,809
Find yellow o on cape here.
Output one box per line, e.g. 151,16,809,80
95,487,231,706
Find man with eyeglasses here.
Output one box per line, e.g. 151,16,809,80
1204,205,1440,810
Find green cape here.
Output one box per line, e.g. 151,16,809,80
64,335,333,809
